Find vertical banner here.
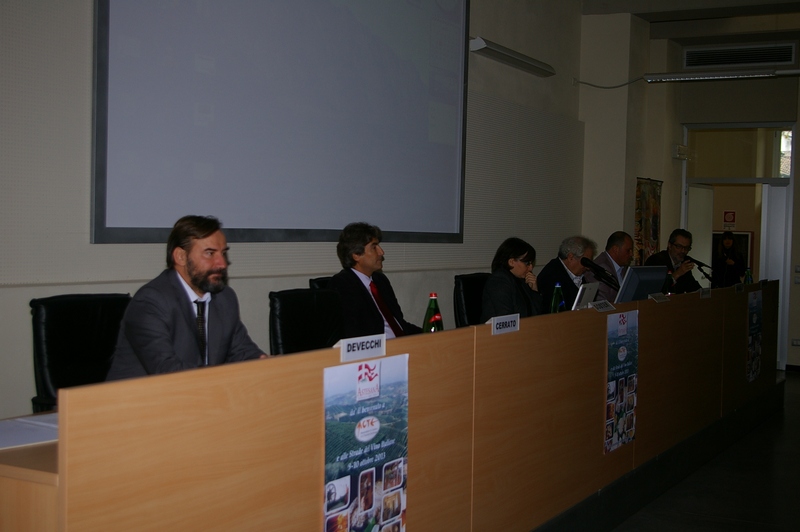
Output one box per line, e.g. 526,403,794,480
324,354,409,532
747,290,763,382
605,311,639,454
634,178,662,266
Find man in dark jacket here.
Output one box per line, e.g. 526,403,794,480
328,222,422,339
538,235,597,312
645,228,702,294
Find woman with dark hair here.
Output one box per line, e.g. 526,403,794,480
480,237,544,322
712,231,746,288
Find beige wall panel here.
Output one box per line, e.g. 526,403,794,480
642,39,685,248
688,129,759,178
579,14,634,241
469,0,582,119
679,77,799,125
472,311,633,531
634,293,724,466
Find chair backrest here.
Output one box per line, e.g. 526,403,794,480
30,293,131,412
309,276,332,290
269,288,342,355
453,273,491,328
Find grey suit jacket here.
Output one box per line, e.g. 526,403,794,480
584,251,626,303
106,269,262,380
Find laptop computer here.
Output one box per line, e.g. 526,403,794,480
572,282,599,310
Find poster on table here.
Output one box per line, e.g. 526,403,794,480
324,354,408,532
747,290,763,383
605,311,639,454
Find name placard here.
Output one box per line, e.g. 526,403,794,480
338,333,386,362
490,314,520,335
589,300,616,312
649,293,671,303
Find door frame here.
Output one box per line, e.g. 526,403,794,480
682,122,794,370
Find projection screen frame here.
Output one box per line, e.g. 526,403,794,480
91,0,469,244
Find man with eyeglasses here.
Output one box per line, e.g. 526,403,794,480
644,228,702,294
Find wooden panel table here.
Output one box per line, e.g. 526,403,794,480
634,291,724,466
472,308,633,531
0,285,781,531
721,282,779,415
56,328,475,530
0,442,57,530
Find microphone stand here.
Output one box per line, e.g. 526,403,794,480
587,267,619,291
596,271,620,292
580,257,620,291
695,264,712,284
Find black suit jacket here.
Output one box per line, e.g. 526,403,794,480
328,268,422,339
537,258,581,313
712,248,746,288
644,250,702,294
106,269,263,380
480,268,544,322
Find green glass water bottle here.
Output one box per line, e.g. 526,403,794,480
550,283,566,313
422,292,444,332
744,268,753,284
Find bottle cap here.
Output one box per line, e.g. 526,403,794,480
429,292,438,298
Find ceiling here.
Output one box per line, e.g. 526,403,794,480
582,0,800,45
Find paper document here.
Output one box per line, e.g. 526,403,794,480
0,413,58,450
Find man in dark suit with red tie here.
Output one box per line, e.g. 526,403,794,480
328,222,422,339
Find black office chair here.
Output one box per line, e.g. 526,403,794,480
269,288,342,355
309,276,332,290
453,273,491,328
30,293,131,413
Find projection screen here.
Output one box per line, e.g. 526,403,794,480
93,0,468,243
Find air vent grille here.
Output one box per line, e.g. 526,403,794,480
685,43,795,68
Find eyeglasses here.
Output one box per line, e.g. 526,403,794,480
670,242,692,252
516,257,533,266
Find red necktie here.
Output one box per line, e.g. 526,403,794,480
369,281,404,337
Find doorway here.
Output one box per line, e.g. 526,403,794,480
684,125,793,369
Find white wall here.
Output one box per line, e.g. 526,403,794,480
0,0,586,418
579,15,631,241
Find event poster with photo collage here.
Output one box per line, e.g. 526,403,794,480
605,311,639,454
324,354,408,532
747,290,763,383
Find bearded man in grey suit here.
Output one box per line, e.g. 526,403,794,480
585,231,634,303
106,215,265,380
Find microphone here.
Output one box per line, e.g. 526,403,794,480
685,256,712,269
580,257,620,291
